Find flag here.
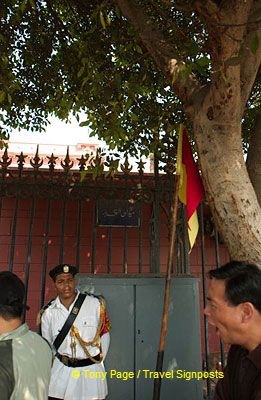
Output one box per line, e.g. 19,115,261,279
177,125,205,250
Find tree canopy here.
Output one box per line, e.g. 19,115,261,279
0,0,261,262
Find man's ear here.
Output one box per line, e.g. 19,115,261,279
241,302,254,323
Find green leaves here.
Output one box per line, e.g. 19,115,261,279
79,120,89,127
20,0,27,14
196,56,210,68
172,62,192,84
0,91,5,103
99,12,106,29
77,66,85,79
0,0,258,160
80,148,106,180
250,34,259,55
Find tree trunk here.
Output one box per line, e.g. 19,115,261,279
194,111,261,264
247,113,261,206
115,0,261,264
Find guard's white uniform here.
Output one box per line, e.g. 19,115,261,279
41,291,110,400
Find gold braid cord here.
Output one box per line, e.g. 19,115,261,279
70,297,106,364
36,309,43,326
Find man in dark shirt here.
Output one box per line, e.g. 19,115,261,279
0,271,52,399
204,261,261,400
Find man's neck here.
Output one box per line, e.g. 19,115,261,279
0,317,21,335
241,325,261,352
243,338,261,352
59,292,77,310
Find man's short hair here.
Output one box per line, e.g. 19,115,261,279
0,271,25,320
208,261,261,313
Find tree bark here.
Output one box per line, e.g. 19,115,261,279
247,113,261,206
190,0,261,263
193,109,261,263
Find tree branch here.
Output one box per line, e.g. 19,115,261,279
114,0,176,74
46,0,72,40
195,0,220,23
240,1,261,114
160,0,194,14
114,0,202,109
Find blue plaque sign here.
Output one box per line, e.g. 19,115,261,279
97,199,140,227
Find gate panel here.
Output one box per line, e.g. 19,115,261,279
77,276,202,400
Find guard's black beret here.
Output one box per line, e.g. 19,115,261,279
49,264,78,281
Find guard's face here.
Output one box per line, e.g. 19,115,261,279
54,273,76,301
204,279,242,345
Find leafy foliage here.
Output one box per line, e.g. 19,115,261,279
0,0,259,155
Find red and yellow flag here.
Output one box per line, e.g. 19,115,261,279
177,125,205,250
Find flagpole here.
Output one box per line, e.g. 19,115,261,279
152,127,182,400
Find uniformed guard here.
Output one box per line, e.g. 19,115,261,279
40,263,111,400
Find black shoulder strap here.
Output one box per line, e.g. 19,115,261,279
53,293,86,352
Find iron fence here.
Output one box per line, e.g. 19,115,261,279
0,146,228,399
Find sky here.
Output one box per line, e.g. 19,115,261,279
7,116,150,171
9,116,105,147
